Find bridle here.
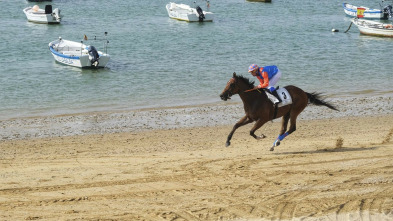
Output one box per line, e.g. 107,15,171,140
226,77,236,96
220,77,236,100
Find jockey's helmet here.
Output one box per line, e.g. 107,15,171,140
248,64,259,73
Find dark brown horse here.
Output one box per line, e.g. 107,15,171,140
219,72,338,151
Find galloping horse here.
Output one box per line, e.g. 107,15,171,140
220,72,338,151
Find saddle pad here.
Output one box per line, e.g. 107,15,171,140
264,88,292,107
276,88,292,107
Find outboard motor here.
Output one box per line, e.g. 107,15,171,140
52,8,61,22
87,46,100,67
196,6,205,22
383,5,393,19
45,5,52,14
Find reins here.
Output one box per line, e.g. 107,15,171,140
244,88,262,93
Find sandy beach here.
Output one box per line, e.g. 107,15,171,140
1,95,393,220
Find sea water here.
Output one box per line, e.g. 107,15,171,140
0,0,392,120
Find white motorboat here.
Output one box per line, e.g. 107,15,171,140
343,2,392,20
166,2,213,22
23,5,61,24
49,35,110,68
352,18,393,37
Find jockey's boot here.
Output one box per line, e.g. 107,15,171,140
271,88,282,105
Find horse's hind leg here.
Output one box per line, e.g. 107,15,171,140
279,112,290,136
271,114,298,151
226,115,253,147
270,113,290,150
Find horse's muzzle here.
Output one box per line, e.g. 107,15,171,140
220,92,231,101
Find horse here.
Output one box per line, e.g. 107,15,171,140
219,72,338,151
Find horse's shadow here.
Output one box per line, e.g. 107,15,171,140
273,146,380,155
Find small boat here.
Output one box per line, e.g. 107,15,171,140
49,35,110,68
352,18,393,37
342,3,392,20
166,2,213,22
23,5,61,24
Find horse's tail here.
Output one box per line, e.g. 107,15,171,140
306,92,339,111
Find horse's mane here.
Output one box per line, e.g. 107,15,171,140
235,75,255,88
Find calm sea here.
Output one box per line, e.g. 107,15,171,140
0,0,392,120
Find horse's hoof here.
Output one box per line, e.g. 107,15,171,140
225,142,230,147
256,134,266,140
271,140,280,151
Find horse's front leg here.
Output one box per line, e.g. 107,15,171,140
250,119,268,140
226,115,253,147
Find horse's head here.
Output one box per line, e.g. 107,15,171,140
220,72,242,101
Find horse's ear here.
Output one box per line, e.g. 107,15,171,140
233,72,237,77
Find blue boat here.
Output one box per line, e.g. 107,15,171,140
343,2,392,20
48,36,110,68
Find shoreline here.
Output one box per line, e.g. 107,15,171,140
1,94,392,141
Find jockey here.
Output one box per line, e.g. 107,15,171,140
248,64,282,104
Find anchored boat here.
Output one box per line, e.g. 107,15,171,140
48,34,110,68
343,2,392,20
23,5,61,24
166,2,213,22
352,18,393,37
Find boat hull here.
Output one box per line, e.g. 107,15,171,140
49,39,110,68
343,3,388,20
352,19,393,37
166,3,213,22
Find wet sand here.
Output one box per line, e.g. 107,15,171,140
0,95,392,220
1,95,392,141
